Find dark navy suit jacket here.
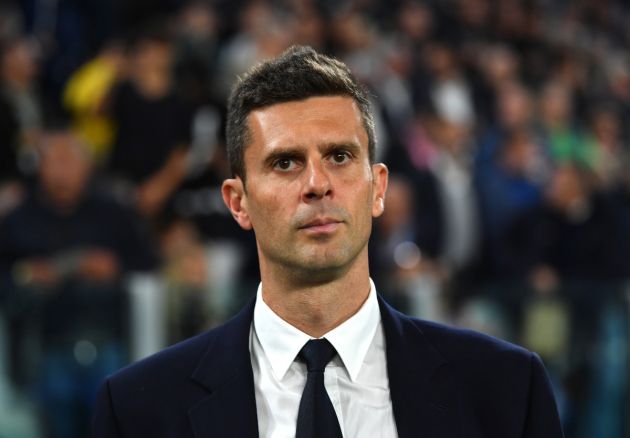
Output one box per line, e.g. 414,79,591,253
93,296,564,437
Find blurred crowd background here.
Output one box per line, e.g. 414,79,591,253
0,0,629,436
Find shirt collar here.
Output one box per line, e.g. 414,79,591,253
253,279,381,382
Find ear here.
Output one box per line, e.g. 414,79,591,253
221,178,253,230
371,163,388,218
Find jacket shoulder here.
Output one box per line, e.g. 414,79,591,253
110,328,215,387
411,317,532,363
409,317,540,411
109,302,252,389
406,317,563,436
93,329,217,437
93,298,256,437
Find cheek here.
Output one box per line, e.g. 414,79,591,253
248,191,290,233
347,184,375,228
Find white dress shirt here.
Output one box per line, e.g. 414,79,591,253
250,280,398,438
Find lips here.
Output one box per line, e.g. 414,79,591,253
298,217,343,233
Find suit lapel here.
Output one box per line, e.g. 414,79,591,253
188,299,259,438
379,297,463,438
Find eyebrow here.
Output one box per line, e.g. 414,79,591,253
319,141,362,157
262,147,306,169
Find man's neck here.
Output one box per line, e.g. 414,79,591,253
259,258,371,338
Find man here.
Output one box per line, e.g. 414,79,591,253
92,46,564,437
0,129,158,437
106,28,192,217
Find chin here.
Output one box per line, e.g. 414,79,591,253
294,247,359,275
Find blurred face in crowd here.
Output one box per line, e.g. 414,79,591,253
331,13,373,52
591,108,621,147
129,36,175,98
497,82,532,129
132,38,174,76
458,0,490,28
240,2,292,59
292,9,325,49
39,133,92,212
222,96,388,282
425,43,457,79
177,1,217,41
427,115,470,155
540,83,572,127
398,2,433,42
482,46,518,86
500,130,537,176
546,164,588,212
0,38,38,87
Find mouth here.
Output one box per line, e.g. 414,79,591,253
298,218,343,234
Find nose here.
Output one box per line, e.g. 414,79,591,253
301,159,332,202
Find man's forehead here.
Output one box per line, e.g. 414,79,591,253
245,96,367,149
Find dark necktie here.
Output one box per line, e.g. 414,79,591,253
295,338,343,438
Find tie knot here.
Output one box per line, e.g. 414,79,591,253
299,339,337,372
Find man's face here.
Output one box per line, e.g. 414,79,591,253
223,96,388,281
40,133,91,212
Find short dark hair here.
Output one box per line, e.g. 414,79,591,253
225,45,375,181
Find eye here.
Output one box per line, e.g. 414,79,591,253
329,151,352,165
273,157,296,171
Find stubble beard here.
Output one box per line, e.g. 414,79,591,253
259,226,370,287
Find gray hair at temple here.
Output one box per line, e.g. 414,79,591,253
225,45,376,184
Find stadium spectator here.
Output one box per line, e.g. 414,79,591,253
0,129,158,438
105,26,193,217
